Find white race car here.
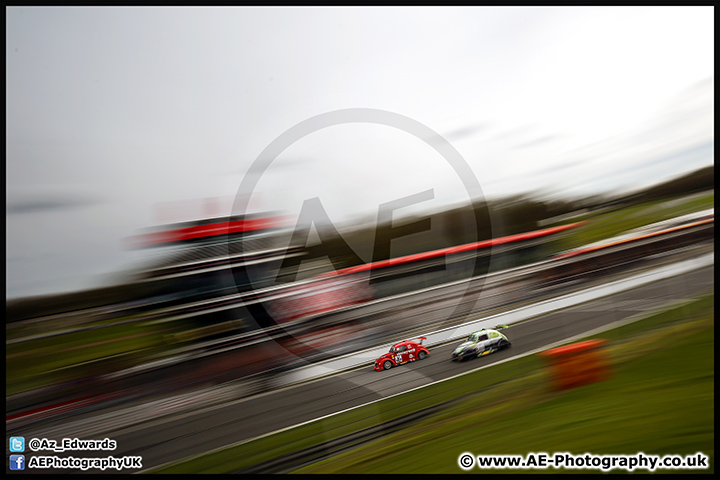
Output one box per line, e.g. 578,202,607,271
451,325,511,361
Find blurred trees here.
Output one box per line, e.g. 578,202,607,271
621,165,714,205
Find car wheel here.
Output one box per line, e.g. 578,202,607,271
383,360,393,370
418,351,427,360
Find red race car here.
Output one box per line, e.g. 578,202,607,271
374,337,429,371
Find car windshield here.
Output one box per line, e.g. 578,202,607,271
389,347,395,353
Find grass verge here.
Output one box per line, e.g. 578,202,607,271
6,321,173,396
549,191,714,253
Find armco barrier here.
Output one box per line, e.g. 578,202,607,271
542,221,713,287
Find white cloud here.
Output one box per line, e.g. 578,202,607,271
5,6,714,298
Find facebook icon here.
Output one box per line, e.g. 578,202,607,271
9,455,25,470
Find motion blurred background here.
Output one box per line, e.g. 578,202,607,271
5,6,714,473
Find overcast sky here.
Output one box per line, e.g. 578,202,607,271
6,6,714,299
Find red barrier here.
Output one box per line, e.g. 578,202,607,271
538,339,610,390
324,222,584,277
